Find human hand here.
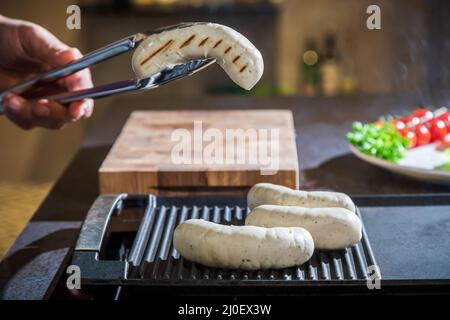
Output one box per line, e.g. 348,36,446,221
0,15,93,130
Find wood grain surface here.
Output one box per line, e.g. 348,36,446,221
99,110,298,194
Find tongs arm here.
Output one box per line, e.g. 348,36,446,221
0,26,216,111
35,58,216,105
0,33,146,97
40,78,153,105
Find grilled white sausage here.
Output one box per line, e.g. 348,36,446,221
246,205,362,250
247,183,356,213
132,23,264,90
173,219,314,270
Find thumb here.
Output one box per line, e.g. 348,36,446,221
50,47,83,68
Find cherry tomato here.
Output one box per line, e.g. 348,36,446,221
429,118,448,142
415,124,431,146
413,108,433,121
391,119,409,136
437,133,450,151
438,112,450,129
403,114,421,127
405,130,417,148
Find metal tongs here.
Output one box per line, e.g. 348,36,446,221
0,23,215,113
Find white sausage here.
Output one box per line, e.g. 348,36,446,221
247,183,356,213
132,23,264,90
173,219,314,270
245,205,362,250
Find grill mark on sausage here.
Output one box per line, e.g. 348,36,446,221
179,34,196,49
213,39,223,48
232,55,241,63
198,37,209,47
224,46,232,54
240,64,248,73
140,39,174,66
161,40,174,54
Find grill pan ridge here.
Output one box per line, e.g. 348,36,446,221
71,195,380,287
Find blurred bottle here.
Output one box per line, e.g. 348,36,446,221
340,62,358,95
339,32,358,95
300,38,321,96
320,34,341,97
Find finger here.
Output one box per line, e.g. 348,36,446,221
67,100,85,121
64,67,93,91
50,47,80,68
21,48,93,101
31,99,67,130
3,93,68,130
67,98,94,120
82,99,94,118
20,67,65,98
3,94,34,130
50,48,93,94
56,48,94,91
5,111,34,130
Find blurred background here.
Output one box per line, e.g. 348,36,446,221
1,0,450,257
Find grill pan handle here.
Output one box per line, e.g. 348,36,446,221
75,194,127,252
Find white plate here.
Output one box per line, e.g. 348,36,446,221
349,143,450,184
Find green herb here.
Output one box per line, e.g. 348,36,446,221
347,122,410,162
437,149,450,170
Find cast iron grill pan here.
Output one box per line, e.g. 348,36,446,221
71,195,379,286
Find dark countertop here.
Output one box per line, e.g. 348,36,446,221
1,94,450,299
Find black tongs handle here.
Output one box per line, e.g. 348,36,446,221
0,34,143,97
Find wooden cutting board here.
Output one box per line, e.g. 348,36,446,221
99,110,299,195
